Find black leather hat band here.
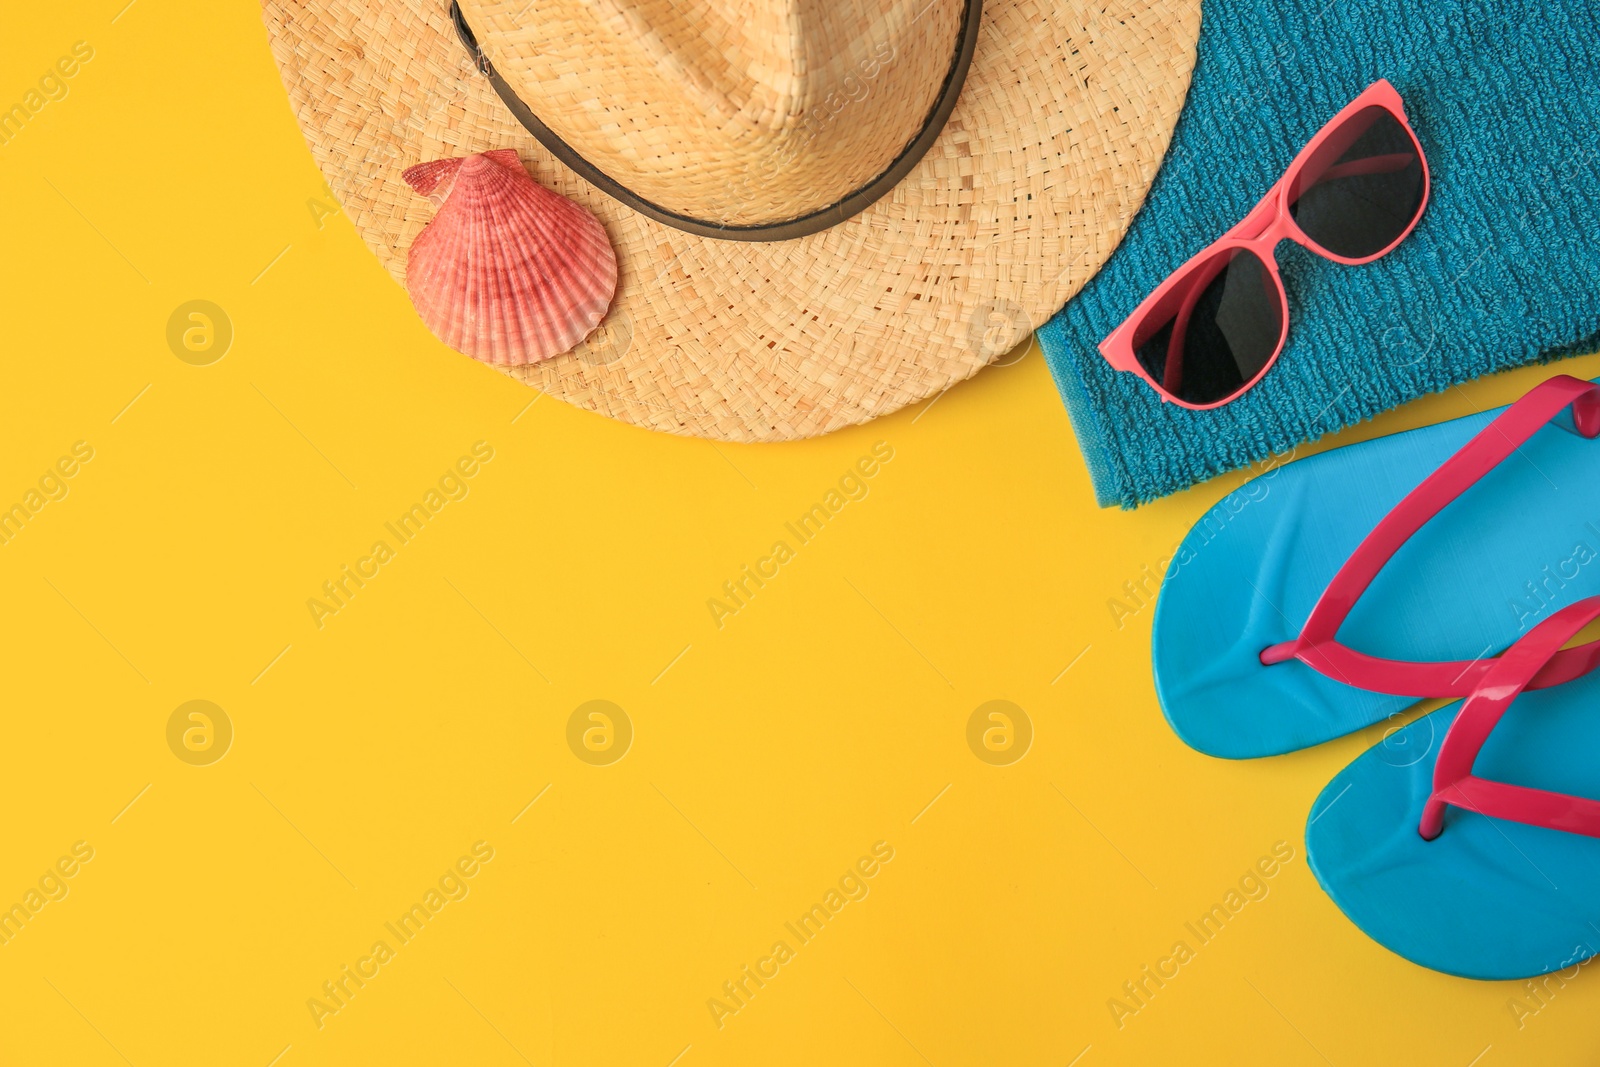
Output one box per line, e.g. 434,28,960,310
448,0,982,243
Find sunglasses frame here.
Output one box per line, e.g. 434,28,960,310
1098,79,1431,410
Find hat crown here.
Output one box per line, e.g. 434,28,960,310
459,0,968,229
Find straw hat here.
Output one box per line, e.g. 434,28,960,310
261,0,1200,441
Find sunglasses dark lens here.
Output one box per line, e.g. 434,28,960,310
1288,107,1425,259
1133,248,1283,406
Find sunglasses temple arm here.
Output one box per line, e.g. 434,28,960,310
1316,153,1417,183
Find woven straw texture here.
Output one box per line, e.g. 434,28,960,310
261,0,1200,442
462,0,966,227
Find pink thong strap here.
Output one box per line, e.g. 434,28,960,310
1260,374,1600,697
1420,595,1600,840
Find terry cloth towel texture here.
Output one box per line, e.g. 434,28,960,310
1037,0,1600,509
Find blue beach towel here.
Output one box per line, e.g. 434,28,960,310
1038,0,1600,508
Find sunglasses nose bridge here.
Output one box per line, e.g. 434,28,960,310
1231,188,1287,245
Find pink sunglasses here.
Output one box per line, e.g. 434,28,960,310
1099,80,1430,409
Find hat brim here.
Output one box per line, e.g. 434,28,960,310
262,0,1200,442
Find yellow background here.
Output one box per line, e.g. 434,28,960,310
4,3,1599,1064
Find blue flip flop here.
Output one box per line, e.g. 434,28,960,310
1153,374,1600,759
1307,598,1600,980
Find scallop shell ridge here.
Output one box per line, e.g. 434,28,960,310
403,151,618,366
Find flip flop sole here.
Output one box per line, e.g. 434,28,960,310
1153,383,1600,758
1306,690,1600,980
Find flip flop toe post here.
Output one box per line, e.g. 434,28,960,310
1155,374,1600,759
1307,598,1600,980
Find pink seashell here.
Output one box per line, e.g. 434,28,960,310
402,150,617,366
